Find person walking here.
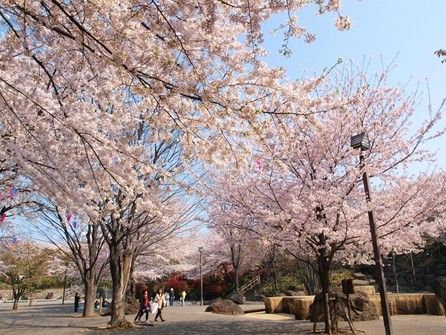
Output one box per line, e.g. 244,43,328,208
74,292,80,312
134,290,153,325
154,288,166,322
164,291,169,307
181,290,186,306
169,288,175,306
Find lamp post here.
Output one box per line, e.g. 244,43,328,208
351,133,393,335
199,246,204,306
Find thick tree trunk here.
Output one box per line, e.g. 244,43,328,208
83,273,97,317
109,246,133,328
320,266,332,334
109,251,126,326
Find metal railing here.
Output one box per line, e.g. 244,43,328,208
228,274,261,299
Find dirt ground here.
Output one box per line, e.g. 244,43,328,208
0,300,445,334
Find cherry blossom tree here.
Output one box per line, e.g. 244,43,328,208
209,210,268,292
132,232,203,282
0,0,360,328
0,241,52,310
209,67,446,333
28,199,109,317
0,1,353,202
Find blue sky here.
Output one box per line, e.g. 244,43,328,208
262,0,446,167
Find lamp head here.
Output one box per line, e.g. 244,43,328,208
351,133,370,150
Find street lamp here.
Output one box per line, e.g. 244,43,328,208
351,132,393,335
198,246,204,306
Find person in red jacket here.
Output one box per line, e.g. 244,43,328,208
134,290,153,325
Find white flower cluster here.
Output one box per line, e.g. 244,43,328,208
335,16,353,31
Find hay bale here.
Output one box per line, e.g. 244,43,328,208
394,294,424,315
422,293,445,316
293,296,314,320
433,276,446,310
369,295,381,315
264,297,283,313
370,293,445,316
284,290,306,296
282,296,314,320
282,297,293,314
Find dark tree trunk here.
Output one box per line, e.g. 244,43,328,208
12,299,19,310
109,246,133,327
12,286,22,310
317,233,333,335
319,261,332,334
235,269,239,291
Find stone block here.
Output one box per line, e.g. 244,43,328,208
353,273,366,280
353,279,370,286
205,299,244,315
354,285,376,296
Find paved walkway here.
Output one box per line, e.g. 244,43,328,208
0,301,446,334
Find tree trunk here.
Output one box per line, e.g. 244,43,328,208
316,233,332,335
109,250,126,326
109,246,133,328
83,273,97,317
12,299,19,310
320,265,332,335
272,245,277,294
129,276,136,299
128,258,136,299
12,287,21,310
235,269,239,292
298,260,319,295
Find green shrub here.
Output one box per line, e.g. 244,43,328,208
260,275,305,297
330,268,353,286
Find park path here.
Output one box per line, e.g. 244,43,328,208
1,301,446,334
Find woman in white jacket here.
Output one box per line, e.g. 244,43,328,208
154,288,166,322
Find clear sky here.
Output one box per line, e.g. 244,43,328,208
262,0,446,167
